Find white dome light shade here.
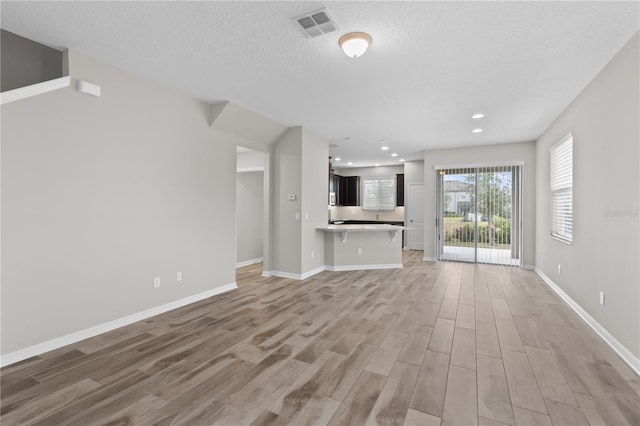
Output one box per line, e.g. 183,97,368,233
339,32,372,58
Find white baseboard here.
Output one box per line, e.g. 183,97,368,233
263,270,302,280
301,266,326,280
236,257,263,268
0,282,238,368
423,256,437,262
535,268,640,376
263,266,325,280
325,263,403,272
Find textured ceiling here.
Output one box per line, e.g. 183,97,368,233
2,1,639,167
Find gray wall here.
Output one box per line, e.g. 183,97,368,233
301,127,329,273
270,127,328,276
423,142,536,266
335,165,404,177
236,172,264,264
404,161,424,185
1,49,237,355
272,128,303,275
1,29,63,92
237,150,266,170
535,32,639,358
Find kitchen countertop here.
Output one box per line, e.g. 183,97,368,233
317,224,404,232
329,220,404,226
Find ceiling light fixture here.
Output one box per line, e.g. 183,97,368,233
381,146,389,151
472,128,483,133
375,164,380,167
399,159,405,162
339,32,372,58
391,153,398,157
347,162,353,165
472,113,485,119
335,157,341,161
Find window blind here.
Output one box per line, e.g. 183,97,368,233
550,135,573,242
362,177,396,211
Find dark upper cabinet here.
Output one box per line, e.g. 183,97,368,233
396,174,405,206
341,176,360,206
330,175,359,206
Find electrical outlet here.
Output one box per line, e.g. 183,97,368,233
153,277,161,289
311,251,314,259
357,248,362,255
177,272,182,282
600,291,605,306
558,264,562,274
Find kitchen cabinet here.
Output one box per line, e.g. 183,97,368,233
396,174,404,206
340,176,360,206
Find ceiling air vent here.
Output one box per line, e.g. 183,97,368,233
294,8,338,38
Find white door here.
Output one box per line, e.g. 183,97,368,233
407,183,425,250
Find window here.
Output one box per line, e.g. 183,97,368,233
362,177,396,211
550,134,573,243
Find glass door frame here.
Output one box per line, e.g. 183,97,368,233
435,163,523,266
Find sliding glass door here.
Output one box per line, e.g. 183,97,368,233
436,165,521,266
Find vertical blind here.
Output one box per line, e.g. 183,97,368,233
437,165,520,266
550,134,573,242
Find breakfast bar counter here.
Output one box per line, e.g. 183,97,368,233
317,224,404,271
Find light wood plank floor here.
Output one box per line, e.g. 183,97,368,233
2,251,639,425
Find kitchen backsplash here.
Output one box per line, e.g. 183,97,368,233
329,206,405,222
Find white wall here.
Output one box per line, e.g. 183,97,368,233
272,128,303,275
535,32,639,359
423,142,536,266
237,150,265,171
236,171,263,264
301,128,329,274
335,165,404,177
269,127,328,277
1,49,237,355
404,161,424,185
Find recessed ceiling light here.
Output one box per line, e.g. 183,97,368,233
347,162,353,165
472,113,485,119
399,159,405,162
375,164,380,167
391,153,398,157
381,146,389,151
472,128,483,133
335,157,341,161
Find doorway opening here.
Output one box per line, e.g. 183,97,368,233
236,146,269,276
436,165,522,266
